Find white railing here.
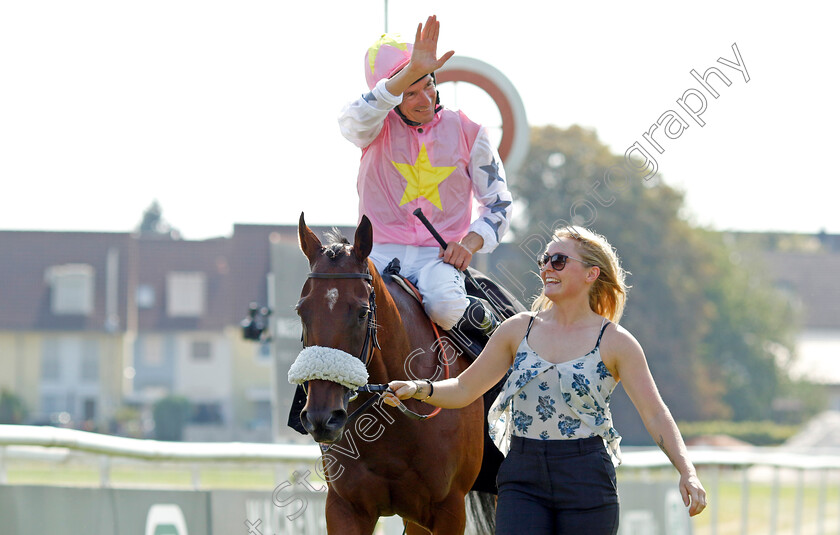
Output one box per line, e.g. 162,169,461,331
0,424,319,463
0,424,320,488
3,425,840,534
620,447,840,535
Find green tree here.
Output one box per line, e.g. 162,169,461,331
508,125,798,442
0,389,27,424
694,230,800,421
152,395,191,441
136,200,180,239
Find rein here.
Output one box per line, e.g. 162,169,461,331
305,269,449,422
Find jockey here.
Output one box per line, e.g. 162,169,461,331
338,15,513,346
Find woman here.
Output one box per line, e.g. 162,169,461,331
384,226,706,533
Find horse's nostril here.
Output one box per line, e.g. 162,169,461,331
327,409,348,430
300,410,314,431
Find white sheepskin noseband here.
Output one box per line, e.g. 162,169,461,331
288,346,369,390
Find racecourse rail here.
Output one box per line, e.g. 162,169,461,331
3,424,840,534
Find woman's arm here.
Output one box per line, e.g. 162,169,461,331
604,326,708,517
384,313,529,409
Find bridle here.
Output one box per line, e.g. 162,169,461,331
306,271,380,367
304,269,440,423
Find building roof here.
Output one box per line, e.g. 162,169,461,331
229,223,356,323
0,231,134,331
0,223,357,333
135,236,232,331
762,251,840,329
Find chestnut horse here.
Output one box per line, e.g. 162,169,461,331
294,213,490,534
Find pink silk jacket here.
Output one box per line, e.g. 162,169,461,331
339,78,513,253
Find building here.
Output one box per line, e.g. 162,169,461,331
0,223,347,442
3,226,839,441
730,231,840,409
0,231,135,430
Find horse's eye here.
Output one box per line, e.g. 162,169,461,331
358,307,370,322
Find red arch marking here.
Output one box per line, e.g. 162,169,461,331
436,69,517,163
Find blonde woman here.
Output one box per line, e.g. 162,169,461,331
385,226,706,534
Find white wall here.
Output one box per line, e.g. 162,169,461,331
173,332,233,429
789,328,840,384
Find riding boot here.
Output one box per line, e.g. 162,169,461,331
465,296,500,337
448,296,500,360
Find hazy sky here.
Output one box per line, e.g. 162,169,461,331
1,1,837,240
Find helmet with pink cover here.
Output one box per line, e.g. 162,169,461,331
364,34,413,91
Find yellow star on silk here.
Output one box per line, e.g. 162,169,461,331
394,144,456,211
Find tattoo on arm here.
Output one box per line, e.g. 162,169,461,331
657,434,673,462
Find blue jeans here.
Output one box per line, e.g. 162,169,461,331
495,435,619,534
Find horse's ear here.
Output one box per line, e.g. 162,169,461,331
298,212,322,263
353,215,373,263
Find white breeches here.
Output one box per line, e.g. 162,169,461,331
369,243,469,330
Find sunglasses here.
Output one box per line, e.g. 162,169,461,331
537,252,592,271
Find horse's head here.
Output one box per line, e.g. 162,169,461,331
292,212,375,444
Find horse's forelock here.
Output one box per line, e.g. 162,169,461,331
320,229,350,261
322,243,346,260
323,228,349,246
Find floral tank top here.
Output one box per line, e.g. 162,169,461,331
488,314,623,465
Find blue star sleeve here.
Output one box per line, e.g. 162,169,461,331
468,127,513,253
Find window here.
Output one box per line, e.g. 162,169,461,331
256,341,271,363
166,272,206,317
41,394,60,415
191,403,222,424
82,398,96,421
252,400,272,429
191,340,212,361
45,264,95,315
136,284,155,309
142,336,164,366
80,351,99,382
41,339,61,381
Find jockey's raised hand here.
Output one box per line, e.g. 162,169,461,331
385,15,454,97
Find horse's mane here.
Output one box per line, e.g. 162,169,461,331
323,228,350,259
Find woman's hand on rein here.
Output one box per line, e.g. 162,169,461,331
383,380,418,406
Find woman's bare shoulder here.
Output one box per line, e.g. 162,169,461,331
500,311,535,330
491,311,534,343
601,321,645,360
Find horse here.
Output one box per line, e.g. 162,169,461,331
292,212,492,534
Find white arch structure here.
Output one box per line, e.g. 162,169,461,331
437,56,529,178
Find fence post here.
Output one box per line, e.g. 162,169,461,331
794,469,804,535
817,469,827,535
191,463,201,489
740,466,750,535
770,465,780,535
0,446,6,484
710,464,719,535
99,455,111,487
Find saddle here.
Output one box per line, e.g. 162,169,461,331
383,258,524,361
